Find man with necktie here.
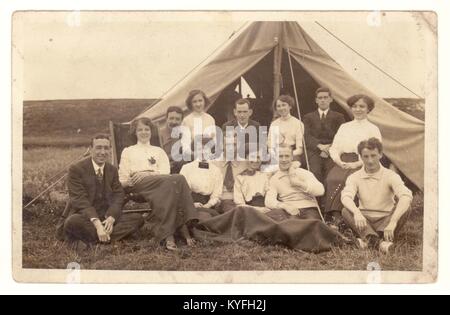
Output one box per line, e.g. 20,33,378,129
61,134,144,249
304,87,346,184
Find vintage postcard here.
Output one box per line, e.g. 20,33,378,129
12,11,437,283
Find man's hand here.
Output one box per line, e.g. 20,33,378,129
320,151,329,159
289,161,301,173
194,202,205,208
384,221,397,242
354,212,368,232
96,224,111,243
103,216,116,235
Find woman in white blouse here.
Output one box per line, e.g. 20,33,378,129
119,117,198,251
181,89,217,155
180,143,223,219
268,95,304,161
325,94,382,223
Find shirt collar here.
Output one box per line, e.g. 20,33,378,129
91,159,105,174
361,166,384,180
318,108,330,116
237,121,249,129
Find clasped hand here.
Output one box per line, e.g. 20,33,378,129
128,170,155,187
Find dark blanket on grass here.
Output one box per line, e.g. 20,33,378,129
192,206,342,253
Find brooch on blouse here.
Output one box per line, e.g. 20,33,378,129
148,157,156,166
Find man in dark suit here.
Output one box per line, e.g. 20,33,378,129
304,87,346,184
62,134,144,247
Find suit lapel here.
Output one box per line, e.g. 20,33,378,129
81,158,97,202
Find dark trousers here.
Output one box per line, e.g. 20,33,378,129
325,153,360,213
308,151,335,184
64,213,145,244
342,208,411,241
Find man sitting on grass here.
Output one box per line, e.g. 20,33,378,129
62,134,145,250
341,137,413,254
265,144,325,220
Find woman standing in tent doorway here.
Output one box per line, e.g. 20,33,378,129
268,95,304,162
118,117,198,251
181,90,217,159
325,94,382,228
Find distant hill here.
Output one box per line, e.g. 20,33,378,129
384,98,425,121
23,97,424,147
23,99,158,147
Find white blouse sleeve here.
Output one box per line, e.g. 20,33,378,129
209,167,224,206
157,148,171,175
118,147,131,186
329,125,345,164
294,120,304,156
373,125,382,142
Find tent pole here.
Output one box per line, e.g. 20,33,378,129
272,38,282,108
287,48,310,171
287,48,325,223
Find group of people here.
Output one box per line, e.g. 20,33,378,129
59,86,413,254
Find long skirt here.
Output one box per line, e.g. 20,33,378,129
324,153,360,214
130,174,198,242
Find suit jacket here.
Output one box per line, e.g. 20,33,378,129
160,126,182,161
222,119,262,158
304,110,346,154
66,157,125,221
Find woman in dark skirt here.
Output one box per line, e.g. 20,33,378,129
118,117,198,251
325,94,382,224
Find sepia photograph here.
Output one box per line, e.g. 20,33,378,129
12,11,437,283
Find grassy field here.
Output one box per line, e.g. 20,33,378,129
22,147,424,271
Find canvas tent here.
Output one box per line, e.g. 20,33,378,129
123,21,424,190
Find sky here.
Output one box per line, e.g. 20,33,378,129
14,11,435,100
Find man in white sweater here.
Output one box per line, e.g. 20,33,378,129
341,138,413,254
265,145,324,220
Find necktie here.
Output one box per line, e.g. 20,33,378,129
321,112,326,121
224,162,235,192
96,168,103,184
